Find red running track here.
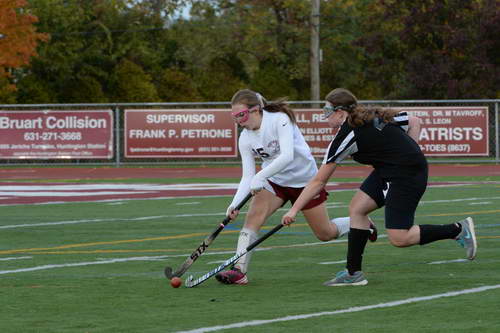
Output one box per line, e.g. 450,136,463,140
0,165,498,205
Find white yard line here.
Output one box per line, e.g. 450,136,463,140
0,195,234,207
428,258,468,265
0,182,495,207
0,191,153,197
0,256,169,275
174,285,500,333
2,195,500,230
0,213,225,229
0,234,465,276
0,256,32,261
0,238,351,275
318,260,347,265
419,196,500,204
0,184,240,191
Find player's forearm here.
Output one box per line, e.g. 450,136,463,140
232,139,255,207
288,178,326,215
289,162,336,215
407,116,422,142
254,152,293,181
231,176,252,207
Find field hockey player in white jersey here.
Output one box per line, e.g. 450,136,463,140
215,89,377,285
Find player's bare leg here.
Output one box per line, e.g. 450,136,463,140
215,189,284,285
302,202,345,241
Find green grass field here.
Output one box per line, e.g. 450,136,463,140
1,178,499,332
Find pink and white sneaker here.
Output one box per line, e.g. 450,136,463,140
215,267,248,285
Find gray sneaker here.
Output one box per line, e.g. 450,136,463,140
455,217,477,260
323,269,368,286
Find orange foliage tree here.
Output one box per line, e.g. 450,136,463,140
0,0,48,98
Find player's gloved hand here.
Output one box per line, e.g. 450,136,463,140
226,206,239,220
250,175,266,195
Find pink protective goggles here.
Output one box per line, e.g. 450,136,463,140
231,108,251,124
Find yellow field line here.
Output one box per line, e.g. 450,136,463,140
24,249,194,254
7,234,500,255
0,230,241,255
2,208,500,255
0,225,305,255
421,209,500,217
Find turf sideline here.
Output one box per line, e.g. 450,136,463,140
2,195,500,230
175,284,500,333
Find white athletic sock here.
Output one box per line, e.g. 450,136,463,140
234,227,258,274
331,217,350,238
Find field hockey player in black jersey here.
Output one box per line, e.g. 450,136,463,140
282,88,477,286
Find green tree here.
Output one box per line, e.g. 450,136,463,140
319,0,382,99
109,58,159,102
157,67,199,102
16,0,496,103
250,60,298,99
0,76,16,104
178,0,311,98
23,0,183,103
63,75,108,103
15,74,55,103
195,57,246,101
25,0,94,102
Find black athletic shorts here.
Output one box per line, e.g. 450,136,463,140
360,167,428,229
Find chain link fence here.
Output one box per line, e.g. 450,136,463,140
0,99,498,166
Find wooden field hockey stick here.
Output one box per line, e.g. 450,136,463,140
164,193,252,279
185,223,284,287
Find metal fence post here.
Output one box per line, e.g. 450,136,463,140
115,106,121,167
0,100,499,165
496,102,499,163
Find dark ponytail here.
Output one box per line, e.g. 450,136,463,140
326,88,399,128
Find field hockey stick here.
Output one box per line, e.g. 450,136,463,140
164,192,252,279
185,222,284,288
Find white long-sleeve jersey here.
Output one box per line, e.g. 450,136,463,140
229,111,317,208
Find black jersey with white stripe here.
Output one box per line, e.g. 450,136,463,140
322,112,427,177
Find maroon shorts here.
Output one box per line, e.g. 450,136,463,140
268,181,328,210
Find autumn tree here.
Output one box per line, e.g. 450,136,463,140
8,0,496,102
356,0,499,99
0,0,47,102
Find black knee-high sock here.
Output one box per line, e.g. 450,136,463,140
419,223,462,245
346,228,371,275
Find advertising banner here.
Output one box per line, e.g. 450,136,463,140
295,107,489,157
125,109,238,158
400,106,489,156
0,110,113,159
294,109,335,157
